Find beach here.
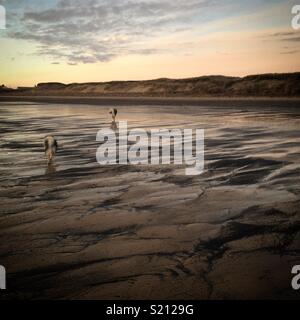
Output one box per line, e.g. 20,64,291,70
0,100,300,299
1,95,300,108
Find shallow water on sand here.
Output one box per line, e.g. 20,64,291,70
0,102,300,299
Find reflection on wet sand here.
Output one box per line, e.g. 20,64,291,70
110,120,118,131
45,162,57,175
0,102,300,300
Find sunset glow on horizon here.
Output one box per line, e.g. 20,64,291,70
0,0,300,88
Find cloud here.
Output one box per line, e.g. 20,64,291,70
270,32,297,37
280,50,299,54
266,31,300,42
281,37,300,42
7,0,216,64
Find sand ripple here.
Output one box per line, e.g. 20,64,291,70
0,102,300,299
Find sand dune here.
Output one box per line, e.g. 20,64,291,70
1,72,300,98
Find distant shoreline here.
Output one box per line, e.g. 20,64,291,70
1,95,300,108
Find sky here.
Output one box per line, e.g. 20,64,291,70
0,0,300,88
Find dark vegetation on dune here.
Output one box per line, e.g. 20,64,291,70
1,72,300,97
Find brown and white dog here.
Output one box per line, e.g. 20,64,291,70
44,136,58,164
109,108,118,122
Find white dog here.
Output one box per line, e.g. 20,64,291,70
44,136,58,164
109,108,118,122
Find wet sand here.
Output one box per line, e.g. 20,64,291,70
0,101,300,299
1,95,300,108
